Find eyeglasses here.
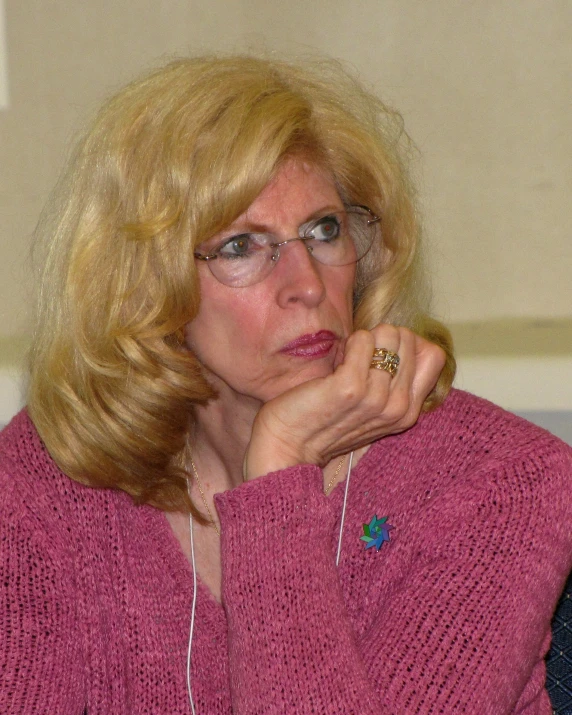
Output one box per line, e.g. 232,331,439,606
194,205,380,287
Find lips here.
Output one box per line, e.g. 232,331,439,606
280,330,338,358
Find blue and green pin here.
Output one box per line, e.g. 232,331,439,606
361,515,394,551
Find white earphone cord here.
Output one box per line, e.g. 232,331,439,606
336,451,353,566
186,512,197,715
186,451,353,712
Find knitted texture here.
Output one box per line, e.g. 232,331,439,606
1,389,571,714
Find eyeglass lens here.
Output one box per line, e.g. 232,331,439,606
201,208,378,287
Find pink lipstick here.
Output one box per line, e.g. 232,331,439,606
280,330,337,358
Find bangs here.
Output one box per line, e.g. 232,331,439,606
181,88,326,250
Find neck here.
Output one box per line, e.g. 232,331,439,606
188,379,365,504
190,387,262,495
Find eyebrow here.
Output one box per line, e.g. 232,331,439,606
216,204,345,238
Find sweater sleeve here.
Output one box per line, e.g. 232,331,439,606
216,465,386,714
0,466,85,714
215,441,572,714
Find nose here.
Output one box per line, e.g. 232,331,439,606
274,239,326,309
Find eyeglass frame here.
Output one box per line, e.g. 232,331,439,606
193,204,381,286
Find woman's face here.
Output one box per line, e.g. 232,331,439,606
184,160,356,406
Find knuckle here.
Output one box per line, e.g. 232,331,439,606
433,344,447,367
398,327,415,344
384,389,410,422
371,323,400,348
346,329,373,353
357,329,375,348
420,343,447,375
402,405,422,429
339,377,364,404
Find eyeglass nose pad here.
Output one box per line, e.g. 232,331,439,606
269,237,313,266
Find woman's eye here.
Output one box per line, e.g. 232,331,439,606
219,234,255,258
308,216,341,242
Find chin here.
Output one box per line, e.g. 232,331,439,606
273,361,336,395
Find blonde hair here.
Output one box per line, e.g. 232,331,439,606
28,55,455,514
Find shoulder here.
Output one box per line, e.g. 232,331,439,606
424,388,569,455
1,409,75,513
425,389,572,514
367,388,572,468
1,410,58,519
345,394,570,711
361,388,572,543
357,389,572,583
0,409,135,550
0,414,91,710
409,388,572,481
1,412,77,561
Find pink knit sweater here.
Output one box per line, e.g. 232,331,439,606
1,389,572,714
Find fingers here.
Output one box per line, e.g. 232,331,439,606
250,323,448,474
344,325,445,435
375,329,446,431
334,325,409,433
376,328,416,424
374,325,413,388
410,335,447,405
341,325,402,378
338,329,375,381
367,326,415,428
368,324,402,356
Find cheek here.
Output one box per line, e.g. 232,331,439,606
184,290,271,364
329,267,356,331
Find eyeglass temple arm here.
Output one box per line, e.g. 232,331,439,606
352,204,381,225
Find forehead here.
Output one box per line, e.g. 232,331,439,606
237,159,343,228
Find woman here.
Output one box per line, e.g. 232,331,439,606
1,55,571,714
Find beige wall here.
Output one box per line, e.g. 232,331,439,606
0,1,570,417
0,0,247,336
242,0,572,324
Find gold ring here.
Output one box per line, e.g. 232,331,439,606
370,348,400,377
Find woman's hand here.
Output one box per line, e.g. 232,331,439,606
244,325,446,480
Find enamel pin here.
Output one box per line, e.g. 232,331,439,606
361,515,394,551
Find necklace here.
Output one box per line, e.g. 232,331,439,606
189,457,221,537
190,452,348,534
325,455,347,495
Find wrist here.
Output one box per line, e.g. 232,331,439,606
243,417,310,480
243,442,305,480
